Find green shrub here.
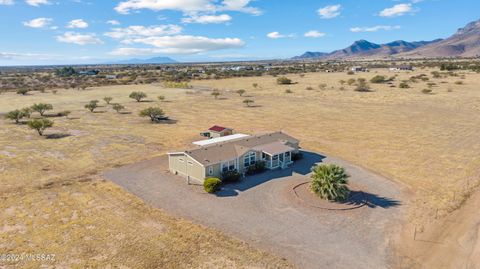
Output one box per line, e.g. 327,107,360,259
421,89,433,94
370,75,386,84
310,164,350,201
16,88,29,95
129,91,147,102
204,178,222,193
246,161,266,175
222,170,241,183
277,76,292,85
399,81,410,89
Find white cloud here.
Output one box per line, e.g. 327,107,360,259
350,25,401,32
182,14,232,24
0,0,14,5
116,35,245,54
304,30,325,38
379,4,414,17
23,17,52,28
114,0,260,15
318,4,341,19
66,19,89,29
56,32,103,45
25,0,50,6
266,31,294,39
107,20,120,25
0,51,56,60
105,25,182,39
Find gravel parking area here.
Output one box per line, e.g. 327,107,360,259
104,151,406,269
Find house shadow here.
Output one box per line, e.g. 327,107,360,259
216,150,325,197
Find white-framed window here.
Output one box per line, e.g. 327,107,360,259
244,152,256,167
208,166,213,175
221,160,236,173
187,161,193,166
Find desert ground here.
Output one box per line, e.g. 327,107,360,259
1,68,480,268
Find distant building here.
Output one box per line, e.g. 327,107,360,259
389,65,413,71
105,74,118,79
351,66,368,72
200,125,234,139
78,70,99,76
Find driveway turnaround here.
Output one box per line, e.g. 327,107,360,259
104,151,406,269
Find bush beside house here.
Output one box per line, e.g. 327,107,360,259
204,178,222,193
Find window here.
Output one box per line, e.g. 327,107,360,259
187,161,193,166
222,160,236,173
244,152,256,167
208,166,213,175
178,158,184,162
285,151,291,157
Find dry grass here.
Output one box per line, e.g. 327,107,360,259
1,68,480,267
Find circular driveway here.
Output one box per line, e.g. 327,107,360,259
104,151,407,269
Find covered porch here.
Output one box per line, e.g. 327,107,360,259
253,142,294,170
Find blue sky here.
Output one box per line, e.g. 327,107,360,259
0,0,478,65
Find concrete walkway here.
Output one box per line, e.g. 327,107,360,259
104,151,406,269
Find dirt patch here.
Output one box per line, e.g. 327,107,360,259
292,181,367,210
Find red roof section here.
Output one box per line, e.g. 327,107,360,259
208,125,231,132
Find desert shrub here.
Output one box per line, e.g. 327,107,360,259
431,71,442,78
277,76,292,85
56,110,71,117
5,109,26,124
246,161,266,175
421,89,433,94
27,118,53,136
222,170,241,183
427,82,436,88
164,81,192,89
204,178,222,193
211,90,221,99
52,90,58,94
339,87,346,91
292,152,303,161
103,96,113,104
236,89,246,96
252,83,258,88
355,79,371,92
112,103,125,113
157,95,165,101
84,100,99,112
318,83,327,90
370,75,386,84
285,89,293,94
339,80,346,85
243,99,254,107
129,91,147,102
31,103,53,116
139,107,165,122
305,86,314,91
347,78,356,85
399,81,410,89
347,71,354,75
16,88,29,95
310,164,350,201
455,81,464,85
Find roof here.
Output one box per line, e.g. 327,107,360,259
184,131,299,166
252,141,295,156
192,134,250,147
208,125,232,133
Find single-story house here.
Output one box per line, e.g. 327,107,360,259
200,125,234,139
351,66,369,72
168,131,300,183
389,65,413,71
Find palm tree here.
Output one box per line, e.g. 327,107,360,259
310,164,350,201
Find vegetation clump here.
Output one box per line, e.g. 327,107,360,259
16,88,29,95
129,91,147,102
222,170,241,183
139,107,165,122
112,103,125,113
5,109,27,124
243,99,254,107
204,178,222,194
370,75,387,84
31,103,53,116
85,100,99,112
27,118,53,136
310,164,350,201
277,76,292,85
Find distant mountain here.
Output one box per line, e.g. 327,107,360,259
108,56,177,65
292,51,329,60
399,19,480,58
294,39,442,60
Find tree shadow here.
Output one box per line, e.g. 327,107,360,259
119,111,132,115
333,191,401,209
246,104,262,108
93,111,107,113
46,133,72,139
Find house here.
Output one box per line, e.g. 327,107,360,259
351,66,368,72
389,65,413,71
168,131,300,183
200,125,234,139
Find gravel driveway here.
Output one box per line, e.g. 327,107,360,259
104,151,406,269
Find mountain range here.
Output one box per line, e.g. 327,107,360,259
293,19,480,60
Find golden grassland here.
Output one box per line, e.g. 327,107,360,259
1,68,480,268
